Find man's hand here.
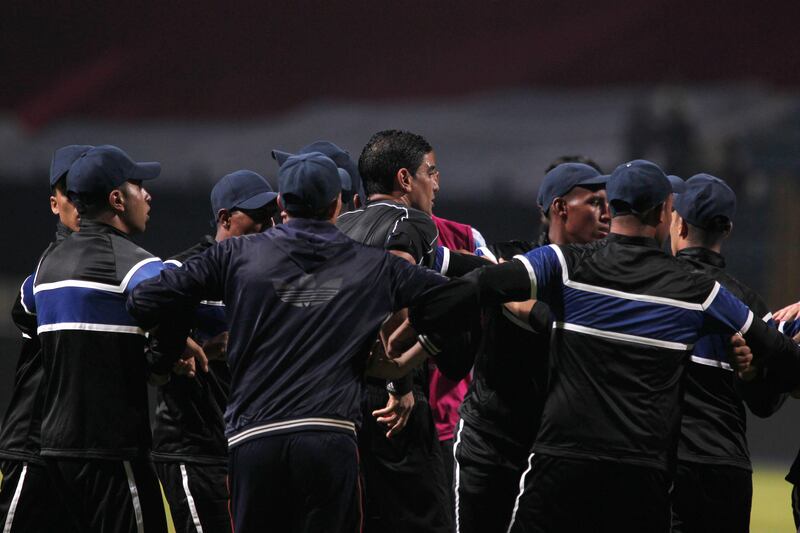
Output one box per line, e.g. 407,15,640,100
174,337,209,378
366,342,428,380
372,391,415,438
387,319,418,358
773,301,800,321
203,332,229,362
730,334,756,381
503,300,536,323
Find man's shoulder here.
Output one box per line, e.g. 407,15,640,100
693,264,768,317
168,236,215,264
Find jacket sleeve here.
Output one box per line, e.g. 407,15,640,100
409,260,533,337
127,243,227,372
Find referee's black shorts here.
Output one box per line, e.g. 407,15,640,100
452,419,532,533
359,385,452,533
0,459,76,533
229,430,361,533
671,461,751,533
507,454,671,533
155,461,231,533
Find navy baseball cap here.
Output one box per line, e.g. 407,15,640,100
607,159,680,215
50,144,94,187
67,145,160,194
210,170,278,219
673,173,736,229
667,175,687,194
537,163,608,213
272,140,358,199
278,152,345,213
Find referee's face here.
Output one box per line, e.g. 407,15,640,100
407,151,439,215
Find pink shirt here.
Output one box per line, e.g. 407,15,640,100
429,215,475,441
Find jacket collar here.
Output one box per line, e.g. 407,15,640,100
676,246,726,268
606,232,660,249
55,221,73,242
78,219,132,239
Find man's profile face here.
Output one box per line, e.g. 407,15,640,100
119,180,152,234
561,186,610,243
50,186,80,232
654,195,674,245
669,210,683,255
227,204,277,237
407,151,439,215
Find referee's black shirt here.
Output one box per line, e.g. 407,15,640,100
410,233,800,472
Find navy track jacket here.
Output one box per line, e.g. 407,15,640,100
22,220,165,459
127,218,447,449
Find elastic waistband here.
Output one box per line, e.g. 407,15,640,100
228,417,356,448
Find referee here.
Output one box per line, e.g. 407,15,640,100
127,152,449,532
337,130,451,533
405,159,800,532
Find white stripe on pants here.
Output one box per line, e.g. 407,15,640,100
180,463,205,533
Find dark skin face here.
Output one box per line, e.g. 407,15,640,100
50,187,80,232
550,186,610,244
116,180,152,234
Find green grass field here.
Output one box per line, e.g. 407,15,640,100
752,464,795,532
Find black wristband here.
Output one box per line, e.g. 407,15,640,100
387,373,413,396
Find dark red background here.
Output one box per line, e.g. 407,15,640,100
5,1,799,130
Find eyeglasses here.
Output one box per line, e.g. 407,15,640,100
420,162,440,178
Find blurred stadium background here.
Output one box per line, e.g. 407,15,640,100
3,2,800,530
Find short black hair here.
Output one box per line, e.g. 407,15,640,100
686,216,732,247
68,182,137,219
545,155,603,174
358,130,432,196
609,200,663,225
68,189,111,218
51,175,68,195
282,194,338,221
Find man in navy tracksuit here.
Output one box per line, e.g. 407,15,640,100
153,170,278,533
127,152,449,532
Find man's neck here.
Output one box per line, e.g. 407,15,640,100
367,193,411,208
548,221,567,245
677,241,723,254
609,216,658,240
85,213,131,235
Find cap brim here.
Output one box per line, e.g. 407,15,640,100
577,174,609,187
237,191,279,210
132,162,161,181
667,175,686,193
50,169,68,187
272,149,293,166
337,168,351,192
